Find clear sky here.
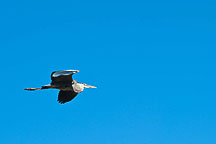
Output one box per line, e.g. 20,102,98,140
0,0,216,144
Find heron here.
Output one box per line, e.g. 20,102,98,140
24,70,96,104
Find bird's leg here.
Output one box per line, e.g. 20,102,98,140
24,84,52,91
24,88,42,91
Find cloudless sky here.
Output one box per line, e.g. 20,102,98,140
0,0,216,144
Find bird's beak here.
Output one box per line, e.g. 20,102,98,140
85,84,97,88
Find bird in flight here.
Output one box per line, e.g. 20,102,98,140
24,70,96,104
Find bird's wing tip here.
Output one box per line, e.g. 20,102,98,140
65,70,80,72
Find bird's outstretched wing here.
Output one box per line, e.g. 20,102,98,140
51,70,79,84
57,90,78,104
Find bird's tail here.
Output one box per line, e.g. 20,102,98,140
24,85,52,91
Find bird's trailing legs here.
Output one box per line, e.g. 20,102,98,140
24,85,52,91
24,88,43,91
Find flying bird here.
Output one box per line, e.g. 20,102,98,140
24,70,96,104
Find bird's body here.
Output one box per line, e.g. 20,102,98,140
25,70,96,104
44,80,85,92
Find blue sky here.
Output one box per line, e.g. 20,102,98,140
0,0,216,144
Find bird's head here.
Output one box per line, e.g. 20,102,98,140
73,81,97,93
